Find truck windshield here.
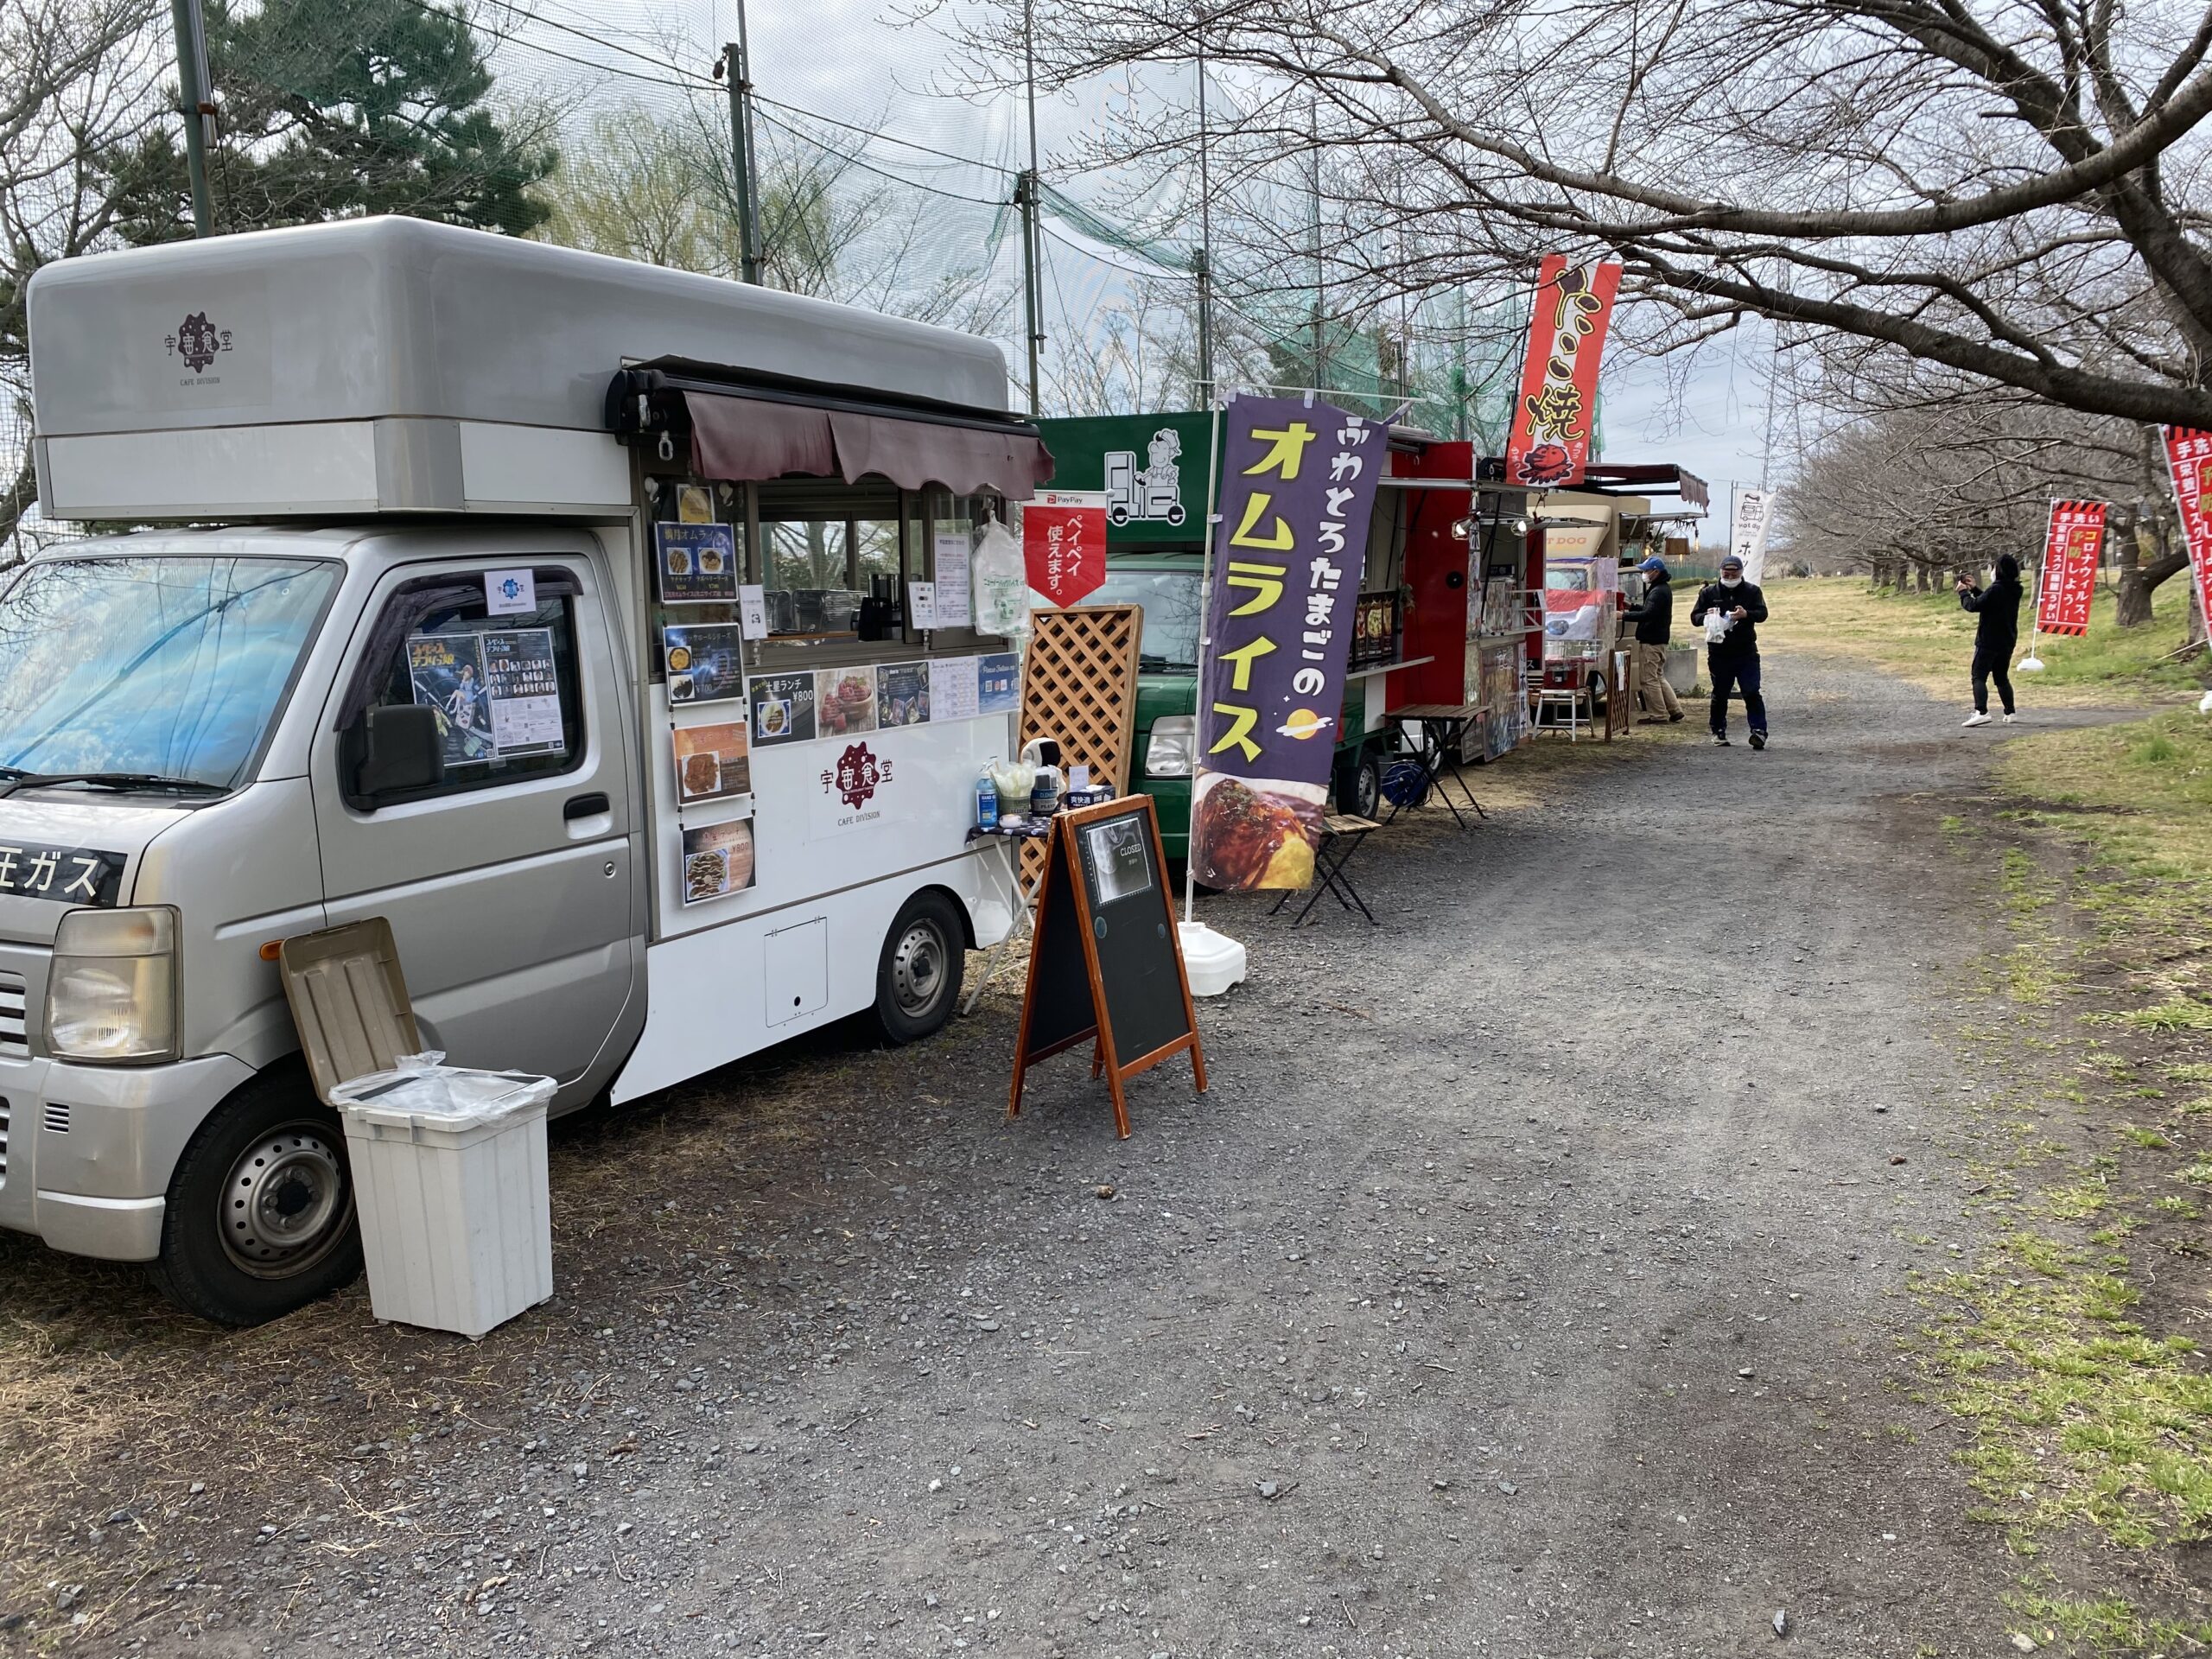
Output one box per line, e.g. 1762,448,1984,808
1090,568,1204,671
0,556,338,791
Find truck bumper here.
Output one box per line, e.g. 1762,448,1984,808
0,1051,255,1262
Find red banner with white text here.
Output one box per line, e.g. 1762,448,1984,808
2161,427,2212,639
1023,491,1109,608
1504,257,1622,489
2033,499,2105,637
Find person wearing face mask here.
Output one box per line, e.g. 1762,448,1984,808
1688,552,1770,748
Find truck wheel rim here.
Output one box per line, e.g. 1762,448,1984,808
892,920,947,1017
220,1122,351,1279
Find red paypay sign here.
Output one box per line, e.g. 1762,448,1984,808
2033,499,2106,637
1023,491,1109,608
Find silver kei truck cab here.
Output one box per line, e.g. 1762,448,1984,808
12,217,1047,1324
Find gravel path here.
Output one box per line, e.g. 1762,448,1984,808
36,652,2121,1658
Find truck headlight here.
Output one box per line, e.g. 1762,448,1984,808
47,906,179,1064
1146,715,1196,778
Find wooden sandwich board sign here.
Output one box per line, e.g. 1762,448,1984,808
1008,795,1207,1137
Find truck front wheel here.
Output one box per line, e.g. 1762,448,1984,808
150,1071,363,1326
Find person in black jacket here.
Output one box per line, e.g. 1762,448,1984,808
1955,554,2024,727
1622,556,1685,722
1689,552,1770,748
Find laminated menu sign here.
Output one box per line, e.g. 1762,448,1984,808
929,656,980,721
664,623,745,704
681,818,756,906
978,652,1020,714
480,628,565,758
877,661,931,728
655,522,741,603
673,720,751,804
406,633,496,766
815,666,879,737
749,671,816,745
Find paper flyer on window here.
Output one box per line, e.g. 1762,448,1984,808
406,632,496,767
480,628,565,758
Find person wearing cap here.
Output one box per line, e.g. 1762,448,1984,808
1620,555,1685,723
1689,552,1770,748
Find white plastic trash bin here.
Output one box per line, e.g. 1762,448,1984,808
331,1053,557,1338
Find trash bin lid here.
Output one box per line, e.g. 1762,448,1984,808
279,918,423,1106
330,1060,556,1132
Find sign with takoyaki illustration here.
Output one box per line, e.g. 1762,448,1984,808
1503,257,1620,489
654,521,741,604
1191,394,1385,892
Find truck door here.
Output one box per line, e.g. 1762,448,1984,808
309,555,639,1089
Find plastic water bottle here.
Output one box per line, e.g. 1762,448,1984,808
976,769,999,830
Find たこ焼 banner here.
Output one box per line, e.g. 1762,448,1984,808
2034,499,2106,637
1503,257,1621,489
1191,395,1384,892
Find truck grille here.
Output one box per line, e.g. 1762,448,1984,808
0,1099,10,1184
0,975,26,1058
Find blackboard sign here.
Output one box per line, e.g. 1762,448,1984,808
1008,795,1206,1137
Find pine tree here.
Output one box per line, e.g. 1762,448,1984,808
105,0,553,243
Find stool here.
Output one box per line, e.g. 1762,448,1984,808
1532,685,1592,740
1270,813,1381,926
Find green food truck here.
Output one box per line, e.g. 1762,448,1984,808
1039,412,1414,860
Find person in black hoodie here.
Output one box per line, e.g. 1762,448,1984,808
1622,555,1685,722
1689,552,1770,748
1955,554,2024,727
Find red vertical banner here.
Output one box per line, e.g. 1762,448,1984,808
1023,490,1109,608
2161,427,2212,636
1504,257,1623,489
2033,499,2106,637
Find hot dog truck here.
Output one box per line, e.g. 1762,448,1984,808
11,217,1046,1323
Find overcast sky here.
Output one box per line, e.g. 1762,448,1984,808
506,0,1782,541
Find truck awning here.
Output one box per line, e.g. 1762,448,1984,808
608,362,1055,499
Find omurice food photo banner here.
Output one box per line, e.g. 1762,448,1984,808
1192,395,1384,892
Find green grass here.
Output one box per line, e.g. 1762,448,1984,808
1763,575,2205,705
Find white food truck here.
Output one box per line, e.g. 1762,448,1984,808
10,217,1045,1323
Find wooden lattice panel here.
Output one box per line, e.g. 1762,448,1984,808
1017,604,1144,892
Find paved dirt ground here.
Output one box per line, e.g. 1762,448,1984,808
1,652,2143,1657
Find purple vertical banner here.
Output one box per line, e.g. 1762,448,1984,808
1192,395,1384,891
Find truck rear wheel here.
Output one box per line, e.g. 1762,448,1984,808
149,1071,362,1326
874,890,964,1045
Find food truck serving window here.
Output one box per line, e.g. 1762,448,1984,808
757,480,903,639
338,568,586,808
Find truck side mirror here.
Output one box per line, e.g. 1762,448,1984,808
354,704,444,804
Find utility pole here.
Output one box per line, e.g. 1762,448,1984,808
168,0,214,236
721,13,763,283
1020,0,1045,412
1451,287,1469,442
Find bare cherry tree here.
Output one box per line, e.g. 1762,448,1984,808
0,0,168,554
957,0,2212,429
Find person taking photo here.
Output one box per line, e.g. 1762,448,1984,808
1955,555,2023,728
1689,552,1770,748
